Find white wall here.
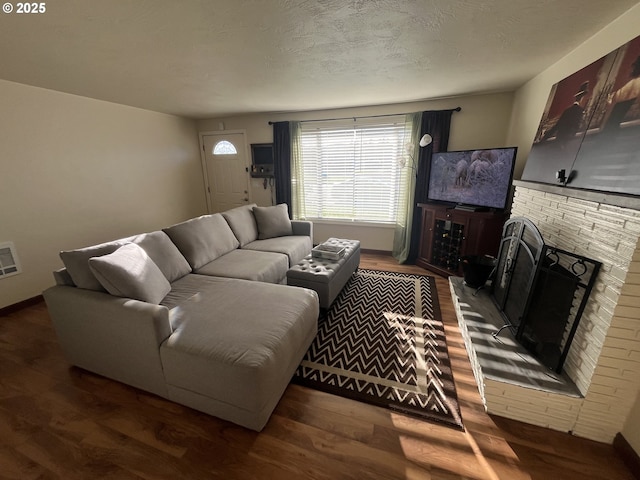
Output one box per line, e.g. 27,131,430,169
0,79,206,309
506,3,640,452
197,92,515,250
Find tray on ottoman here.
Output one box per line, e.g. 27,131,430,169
312,243,346,260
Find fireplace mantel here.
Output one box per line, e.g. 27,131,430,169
512,180,640,211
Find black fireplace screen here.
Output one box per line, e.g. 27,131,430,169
491,217,601,372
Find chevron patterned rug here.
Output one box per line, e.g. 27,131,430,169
293,269,463,430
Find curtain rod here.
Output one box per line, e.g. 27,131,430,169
268,107,461,125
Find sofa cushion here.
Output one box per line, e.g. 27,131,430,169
253,204,292,240
244,235,312,267
194,249,288,284
163,214,240,270
133,231,191,282
60,239,131,291
222,204,258,247
88,243,171,304
160,275,318,414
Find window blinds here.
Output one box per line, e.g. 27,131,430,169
297,116,412,223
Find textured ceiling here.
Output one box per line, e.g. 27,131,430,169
0,0,638,119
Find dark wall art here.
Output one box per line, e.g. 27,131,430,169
522,34,640,196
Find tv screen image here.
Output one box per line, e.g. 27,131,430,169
427,147,517,210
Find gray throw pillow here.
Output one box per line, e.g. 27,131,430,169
253,204,293,240
60,240,129,291
88,243,171,304
163,214,240,269
222,204,258,247
133,231,192,282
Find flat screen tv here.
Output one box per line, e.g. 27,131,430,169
427,147,517,210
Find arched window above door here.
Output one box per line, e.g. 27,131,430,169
213,140,237,155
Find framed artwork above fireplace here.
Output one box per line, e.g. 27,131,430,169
522,33,640,197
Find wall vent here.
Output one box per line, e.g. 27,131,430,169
0,242,22,278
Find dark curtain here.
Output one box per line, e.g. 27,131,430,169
272,121,292,216
407,110,453,262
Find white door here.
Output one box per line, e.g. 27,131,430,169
201,132,250,213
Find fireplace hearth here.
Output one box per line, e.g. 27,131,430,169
491,217,601,373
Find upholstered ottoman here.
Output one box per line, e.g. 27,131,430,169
286,238,360,309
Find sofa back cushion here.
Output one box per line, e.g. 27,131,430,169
88,243,171,304
163,214,240,270
133,231,191,282
60,238,132,291
253,204,293,240
222,204,258,247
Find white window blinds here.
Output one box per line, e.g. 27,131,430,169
296,116,412,223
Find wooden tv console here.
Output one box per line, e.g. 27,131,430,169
416,203,507,277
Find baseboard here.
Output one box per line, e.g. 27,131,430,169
360,249,392,256
614,432,640,479
0,295,44,317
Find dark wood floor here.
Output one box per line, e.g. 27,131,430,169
0,253,634,479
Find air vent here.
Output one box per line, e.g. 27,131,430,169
0,242,22,278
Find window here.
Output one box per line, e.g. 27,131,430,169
213,140,237,155
294,116,413,223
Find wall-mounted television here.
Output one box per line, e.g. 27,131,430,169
427,147,517,210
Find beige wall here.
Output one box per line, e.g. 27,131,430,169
0,79,206,309
507,4,640,180
197,92,515,250
623,390,640,455
506,3,640,452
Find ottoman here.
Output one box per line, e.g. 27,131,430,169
287,238,360,309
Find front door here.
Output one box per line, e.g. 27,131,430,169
201,132,250,213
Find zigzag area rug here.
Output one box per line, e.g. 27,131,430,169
293,269,463,430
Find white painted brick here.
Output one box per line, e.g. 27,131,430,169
587,383,618,396
598,203,640,218
596,355,640,372
567,196,599,209
603,336,640,351
609,317,640,333
544,191,570,204
624,272,640,286
624,220,640,234
576,404,629,424
613,304,640,319
603,284,623,302
558,202,589,217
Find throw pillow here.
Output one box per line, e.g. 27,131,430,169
221,204,258,247
88,243,171,304
60,240,130,291
133,230,192,282
253,204,292,240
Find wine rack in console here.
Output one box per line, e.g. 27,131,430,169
416,203,507,277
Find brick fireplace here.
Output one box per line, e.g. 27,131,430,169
452,180,640,443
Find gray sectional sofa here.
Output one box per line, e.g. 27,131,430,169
43,203,319,431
